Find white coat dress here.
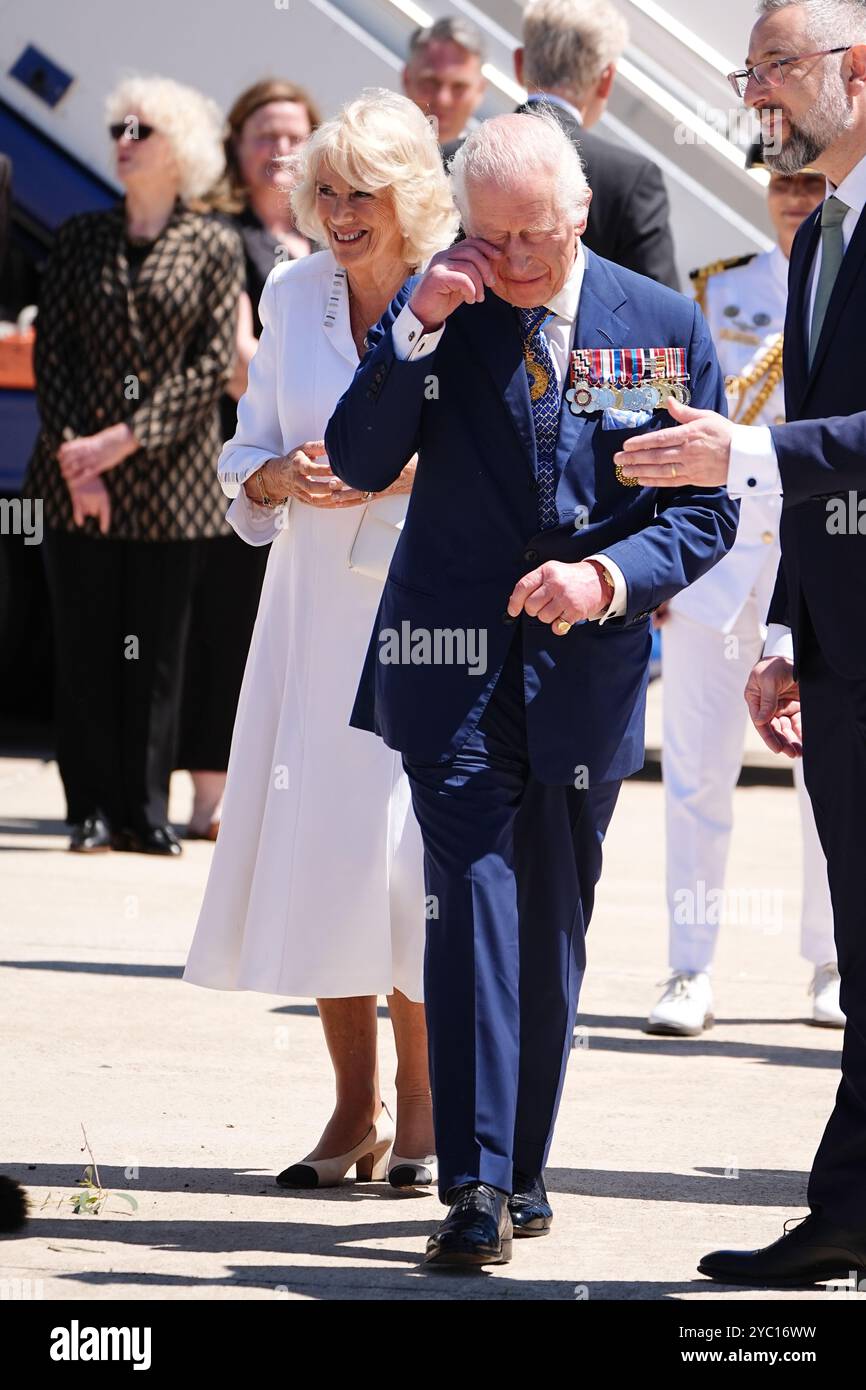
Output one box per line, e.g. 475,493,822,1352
183,250,426,1001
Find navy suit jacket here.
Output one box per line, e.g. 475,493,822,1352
766,202,866,678
326,249,738,784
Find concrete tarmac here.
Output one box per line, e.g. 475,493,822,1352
0,748,852,1301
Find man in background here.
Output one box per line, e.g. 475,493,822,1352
516,0,679,288
647,148,840,1038
403,16,487,162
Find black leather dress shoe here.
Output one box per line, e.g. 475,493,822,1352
425,1182,513,1267
112,825,182,857
699,1214,866,1287
509,1170,553,1237
69,816,113,853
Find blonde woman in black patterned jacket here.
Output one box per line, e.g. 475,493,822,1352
23,76,243,856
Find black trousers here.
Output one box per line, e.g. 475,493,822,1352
798,623,866,1230
176,532,268,772
42,528,198,831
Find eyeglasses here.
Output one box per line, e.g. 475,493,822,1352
109,122,155,141
727,47,849,99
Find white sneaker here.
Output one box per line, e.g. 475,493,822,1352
645,971,714,1037
810,963,845,1028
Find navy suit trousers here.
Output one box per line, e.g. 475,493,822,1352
404,627,621,1203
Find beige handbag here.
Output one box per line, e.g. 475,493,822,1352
347,494,407,582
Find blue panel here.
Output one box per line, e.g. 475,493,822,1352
9,45,73,109
0,95,118,235
0,391,40,494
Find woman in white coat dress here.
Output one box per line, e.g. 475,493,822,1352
183,91,459,1189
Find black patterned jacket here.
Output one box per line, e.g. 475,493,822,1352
24,199,244,541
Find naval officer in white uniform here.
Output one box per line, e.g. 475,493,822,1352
647,150,844,1036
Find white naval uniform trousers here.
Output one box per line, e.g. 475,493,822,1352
662,246,834,971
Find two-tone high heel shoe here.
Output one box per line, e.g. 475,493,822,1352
276,1105,396,1188
387,1152,438,1188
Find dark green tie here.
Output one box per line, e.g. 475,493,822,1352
809,195,849,366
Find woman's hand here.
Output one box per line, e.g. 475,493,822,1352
227,291,257,402
67,475,111,534
245,441,369,509
373,455,417,499
59,424,138,484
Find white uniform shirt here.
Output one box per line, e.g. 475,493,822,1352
669,247,786,632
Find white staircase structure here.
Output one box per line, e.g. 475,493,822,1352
0,0,774,279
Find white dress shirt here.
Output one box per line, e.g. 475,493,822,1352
390,241,629,622
726,150,866,657
525,91,584,125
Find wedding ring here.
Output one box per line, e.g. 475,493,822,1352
553,618,572,636
363,490,373,501
671,465,678,479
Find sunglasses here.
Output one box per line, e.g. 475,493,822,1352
109,122,156,142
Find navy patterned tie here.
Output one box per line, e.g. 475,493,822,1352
517,306,560,530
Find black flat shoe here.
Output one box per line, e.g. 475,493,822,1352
68,815,112,853
112,825,182,856
698,1213,866,1287
509,1170,553,1237
425,1182,512,1268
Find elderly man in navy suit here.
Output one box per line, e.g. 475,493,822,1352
620,0,866,1289
326,110,737,1268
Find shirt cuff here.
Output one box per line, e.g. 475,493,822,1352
225,487,288,546
218,450,279,497
587,553,627,623
763,623,794,661
391,303,446,360
727,424,782,498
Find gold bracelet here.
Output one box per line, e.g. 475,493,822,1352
255,469,286,509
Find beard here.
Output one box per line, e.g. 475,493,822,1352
763,68,854,173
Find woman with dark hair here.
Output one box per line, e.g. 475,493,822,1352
217,78,322,413
178,79,322,840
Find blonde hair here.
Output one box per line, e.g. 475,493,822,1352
291,89,459,268
106,75,227,202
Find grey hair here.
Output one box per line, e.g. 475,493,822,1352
522,0,629,101
756,0,866,45
408,16,486,62
449,107,590,227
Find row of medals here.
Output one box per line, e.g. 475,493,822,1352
566,376,692,415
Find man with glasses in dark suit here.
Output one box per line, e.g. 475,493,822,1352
619,0,866,1289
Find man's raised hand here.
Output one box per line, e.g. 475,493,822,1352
409,238,501,331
